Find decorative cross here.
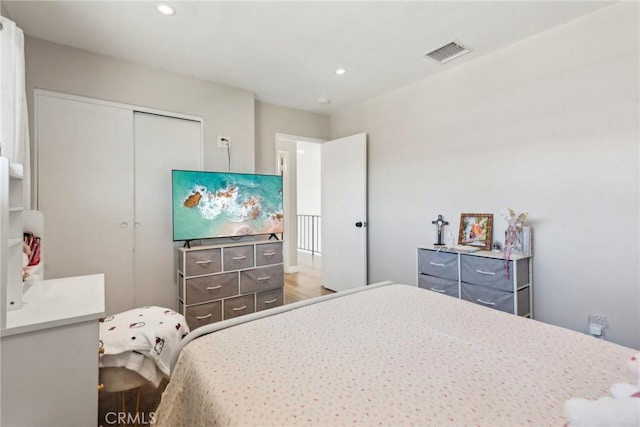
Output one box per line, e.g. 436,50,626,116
431,214,449,246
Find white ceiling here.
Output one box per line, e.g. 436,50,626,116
3,1,615,114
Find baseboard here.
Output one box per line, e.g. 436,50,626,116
284,265,299,274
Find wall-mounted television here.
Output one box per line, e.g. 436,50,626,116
172,170,284,242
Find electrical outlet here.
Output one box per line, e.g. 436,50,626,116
217,136,230,149
587,314,607,337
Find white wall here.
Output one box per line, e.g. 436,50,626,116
255,101,329,175
331,3,639,349
24,36,256,181
296,141,321,216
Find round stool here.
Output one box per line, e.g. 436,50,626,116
99,367,149,427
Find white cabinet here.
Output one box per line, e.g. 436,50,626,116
0,156,24,327
1,274,105,427
35,91,202,314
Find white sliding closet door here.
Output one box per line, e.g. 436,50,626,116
36,91,202,315
37,94,135,312
133,112,201,309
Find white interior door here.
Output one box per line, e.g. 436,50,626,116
133,112,202,309
321,133,367,291
37,94,135,313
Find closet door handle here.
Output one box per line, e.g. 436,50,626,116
196,260,212,265
232,305,247,311
196,314,212,320
429,262,445,267
476,270,495,276
120,222,129,228
476,298,496,306
206,285,222,291
134,222,140,228
264,299,277,304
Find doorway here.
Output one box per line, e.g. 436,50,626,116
275,134,327,302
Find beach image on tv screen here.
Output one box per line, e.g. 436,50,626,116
172,170,284,241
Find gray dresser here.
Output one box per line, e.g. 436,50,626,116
417,247,532,317
177,241,284,329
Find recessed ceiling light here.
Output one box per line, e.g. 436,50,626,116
335,68,347,76
157,3,175,15
317,97,331,105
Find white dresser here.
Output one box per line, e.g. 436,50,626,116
0,274,105,427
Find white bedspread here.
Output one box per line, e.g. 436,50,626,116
155,284,636,426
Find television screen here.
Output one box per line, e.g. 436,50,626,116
172,170,284,241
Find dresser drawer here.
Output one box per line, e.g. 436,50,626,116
185,301,222,329
223,294,255,319
182,248,222,276
256,242,283,266
417,250,458,280
461,282,513,314
184,272,238,305
418,274,459,298
223,245,254,271
460,256,513,292
240,264,284,294
256,288,284,312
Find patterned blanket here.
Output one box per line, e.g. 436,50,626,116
99,306,189,387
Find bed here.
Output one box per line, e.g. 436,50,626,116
155,282,637,426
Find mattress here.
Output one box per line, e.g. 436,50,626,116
155,284,636,426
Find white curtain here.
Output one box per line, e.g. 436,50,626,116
0,16,31,208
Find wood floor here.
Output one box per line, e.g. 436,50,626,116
98,251,329,426
285,250,333,303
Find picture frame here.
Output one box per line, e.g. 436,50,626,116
458,213,493,250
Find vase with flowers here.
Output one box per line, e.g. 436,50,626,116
503,209,527,279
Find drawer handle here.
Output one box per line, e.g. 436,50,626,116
257,276,271,281
232,305,247,311
476,270,495,276
429,262,445,267
264,252,276,256
264,298,277,304
430,287,446,293
196,314,212,320
196,260,213,264
206,285,222,290
476,298,496,306
232,256,247,260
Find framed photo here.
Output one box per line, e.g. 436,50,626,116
458,213,493,250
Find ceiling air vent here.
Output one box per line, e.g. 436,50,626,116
424,40,471,64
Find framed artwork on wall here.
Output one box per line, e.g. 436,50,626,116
458,213,493,250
